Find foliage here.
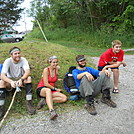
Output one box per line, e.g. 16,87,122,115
28,26,134,53
28,0,134,34
112,4,134,33
0,0,24,35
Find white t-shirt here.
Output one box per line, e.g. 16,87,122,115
2,57,30,78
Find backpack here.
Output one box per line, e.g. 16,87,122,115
0,64,3,74
63,66,81,100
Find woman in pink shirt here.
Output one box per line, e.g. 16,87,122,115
36,56,67,120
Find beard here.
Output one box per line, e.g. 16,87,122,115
78,63,86,68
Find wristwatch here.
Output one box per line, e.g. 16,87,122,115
21,78,24,82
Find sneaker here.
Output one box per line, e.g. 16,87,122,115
0,105,5,120
50,109,58,120
37,98,46,110
84,103,97,115
101,97,117,108
26,100,36,115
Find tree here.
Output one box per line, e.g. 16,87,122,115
28,0,134,34
0,0,24,35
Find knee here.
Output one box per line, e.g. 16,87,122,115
100,73,107,78
61,95,68,103
25,76,32,83
45,88,52,95
0,80,6,88
40,88,51,97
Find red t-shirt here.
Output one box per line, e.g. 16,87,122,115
98,48,124,67
36,68,58,89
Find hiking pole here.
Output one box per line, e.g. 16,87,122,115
0,86,21,128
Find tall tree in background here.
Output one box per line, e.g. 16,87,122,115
0,0,24,35
29,0,134,33
28,0,50,30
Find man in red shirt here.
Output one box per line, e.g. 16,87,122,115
98,40,126,93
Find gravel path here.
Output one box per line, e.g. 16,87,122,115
0,55,134,134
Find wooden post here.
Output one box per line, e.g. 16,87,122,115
36,19,48,42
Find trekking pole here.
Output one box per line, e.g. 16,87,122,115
0,86,21,128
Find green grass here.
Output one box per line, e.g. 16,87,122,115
28,26,134,49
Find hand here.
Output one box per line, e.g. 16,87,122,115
17,79,23,87
85,73,94,81
122,62,127,67
104,70,111,77
58,79,63,81
102,66,107,71
56,88,62,92
11,81,17,88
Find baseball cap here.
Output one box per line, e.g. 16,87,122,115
76,55,85,62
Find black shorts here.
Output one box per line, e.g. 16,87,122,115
36,86,46,98
98,66,119,71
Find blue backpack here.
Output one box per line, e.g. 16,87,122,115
0,64,3,74
63,66,81,100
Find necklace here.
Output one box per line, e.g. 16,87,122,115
49,67,55,77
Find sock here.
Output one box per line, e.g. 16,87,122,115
85,95,94,105
25,83,32,100
102,88,111,99
0,88,6,106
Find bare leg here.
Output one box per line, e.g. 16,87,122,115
52,92,67,103
40,88,53,110
112,69,119,89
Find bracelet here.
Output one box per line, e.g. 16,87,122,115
51,87,57,91
21,78,24,82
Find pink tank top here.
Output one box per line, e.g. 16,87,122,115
37,68,58,89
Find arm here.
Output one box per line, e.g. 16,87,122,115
1,73,17,88
1,73,13,84
121,61,127,67
99,70,111,77
77,72,94,81
17,69,30,87
56,65,62,80
102,61,122,71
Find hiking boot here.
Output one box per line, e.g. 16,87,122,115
101,97,117,108
50,109,58,120
26,100,36,115
84,103,97,115
0,105,5,120
37,98,46,110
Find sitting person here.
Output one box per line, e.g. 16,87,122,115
98,40,126,93
0,47,36,120
36,56,67,120
72,55,117,115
